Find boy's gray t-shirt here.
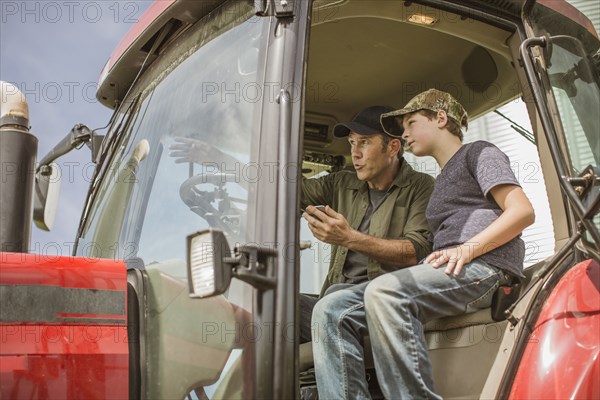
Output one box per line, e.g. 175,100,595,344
426,140,525,278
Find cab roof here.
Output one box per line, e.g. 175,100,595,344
96,0,596,116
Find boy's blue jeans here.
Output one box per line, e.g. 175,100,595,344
311,260,504,400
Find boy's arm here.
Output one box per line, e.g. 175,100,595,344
426,183,535,275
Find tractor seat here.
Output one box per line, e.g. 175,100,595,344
299,306,495,372
299,258,548,373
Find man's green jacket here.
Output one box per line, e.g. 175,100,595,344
302,159,435,295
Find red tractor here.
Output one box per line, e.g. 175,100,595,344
1,0,598,398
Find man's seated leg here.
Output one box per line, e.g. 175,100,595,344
299,283,360,344
311,281,371,400
299,294,319,343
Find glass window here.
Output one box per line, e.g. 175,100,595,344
544,37,600,174
527,3,600,248
544,36,600,244
76,2,270,398
77,3,267,271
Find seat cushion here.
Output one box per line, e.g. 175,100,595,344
299,342,314,373
423,308,494,332
298,308,494,372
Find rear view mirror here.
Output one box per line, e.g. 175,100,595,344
187,229,233,298
187,228,277,299
33,162,61,231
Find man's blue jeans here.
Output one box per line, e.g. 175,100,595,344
311,260,504,400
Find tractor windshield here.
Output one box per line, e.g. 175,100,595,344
76,1,269,397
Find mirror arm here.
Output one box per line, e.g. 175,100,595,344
37,124,102,173
33,123,104,232
226,245,277,291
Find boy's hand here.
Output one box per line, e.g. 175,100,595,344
425,244,476,276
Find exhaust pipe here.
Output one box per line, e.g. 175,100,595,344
0,81,37,253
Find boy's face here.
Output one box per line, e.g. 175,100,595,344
400,111,440,157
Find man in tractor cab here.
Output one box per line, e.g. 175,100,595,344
311,90,534,399
300,105,435,343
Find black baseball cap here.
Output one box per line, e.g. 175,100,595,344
333,105,402,138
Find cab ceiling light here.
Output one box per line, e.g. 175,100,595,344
407,13,439,26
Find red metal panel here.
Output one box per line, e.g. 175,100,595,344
1,326,129,399
100,0,176,81
509,259,600,399
0,252,129,399
0,252,125,290
536,0,599,38
535,259,600,323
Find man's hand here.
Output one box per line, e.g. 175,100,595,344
425,244,476,276
303,205,356,246
302,205,418,268
169,136,212,164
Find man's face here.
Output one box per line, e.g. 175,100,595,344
401,111,439,157
348,132,394,184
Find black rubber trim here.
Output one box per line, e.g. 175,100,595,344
0,284,125,323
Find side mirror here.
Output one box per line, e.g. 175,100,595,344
187,229,277,299
187,229,233,298
33,162,61,231
33,124,104,232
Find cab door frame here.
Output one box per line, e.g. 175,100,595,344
254,0,313,398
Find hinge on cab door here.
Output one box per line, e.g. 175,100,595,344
255,0,295,17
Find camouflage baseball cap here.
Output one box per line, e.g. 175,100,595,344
380,89,468,136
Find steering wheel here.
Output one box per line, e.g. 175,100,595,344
179,173,246,236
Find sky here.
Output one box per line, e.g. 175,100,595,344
1,1,151,256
